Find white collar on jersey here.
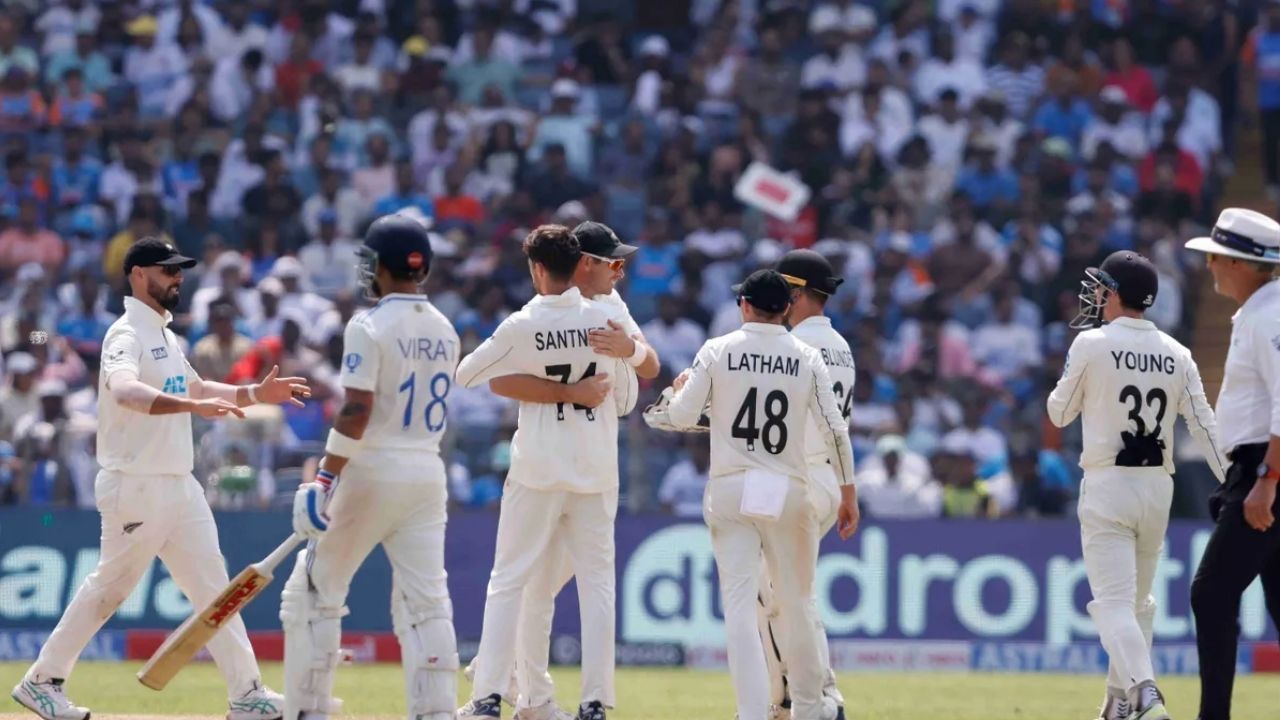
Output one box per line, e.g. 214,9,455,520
792,315,832,331
123,296,172,329
1108,316,1155,330
742,322,788,335
1232,279,1280,324
530,286,584,306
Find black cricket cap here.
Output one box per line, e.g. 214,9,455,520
733,269,792,314
572,221,637,259
123,237,196,278
776,249,844,295
364,213,433,275
1096,250,1158,309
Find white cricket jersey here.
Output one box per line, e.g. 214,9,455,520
456,287,638,494
791,315,856,467
1047,316,1227,480
592,289,643,337
1215,280,1280,454
99,297,196,475
338,293,460,459
668,323,855,485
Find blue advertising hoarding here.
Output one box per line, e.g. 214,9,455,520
0,509,1274,651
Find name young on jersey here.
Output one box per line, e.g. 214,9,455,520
727,352,800,376
1109,350,1175,375
534,327,599,351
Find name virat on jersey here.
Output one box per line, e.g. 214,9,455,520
397,336,457,362
727,352,801,376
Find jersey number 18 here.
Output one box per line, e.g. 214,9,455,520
398,371,451,432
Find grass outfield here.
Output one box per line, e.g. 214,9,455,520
1,662,1277,719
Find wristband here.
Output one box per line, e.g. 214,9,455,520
315,468,336,489
626,339,647,368
325,428,363,459
247,384,259,404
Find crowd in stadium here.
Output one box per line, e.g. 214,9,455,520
0,0,1255,518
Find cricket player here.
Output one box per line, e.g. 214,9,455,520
13,238,308,720
654,269,858,720
463,221,659,720
455,225,638,720
1047,251,1227,720
756,250,854,720
280,214,460,720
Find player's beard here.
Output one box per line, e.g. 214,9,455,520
147,276,182,311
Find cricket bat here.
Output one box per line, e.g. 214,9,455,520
137,532,305,690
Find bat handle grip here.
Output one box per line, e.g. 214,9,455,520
253,533,306,577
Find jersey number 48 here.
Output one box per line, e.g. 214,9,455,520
732,387,789,454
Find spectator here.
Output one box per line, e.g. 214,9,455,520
937,446,994,518
0,69,46,140
351,133,396,210
737,26,800,137
36,0,101,59
50,127,100,215
642,295,707,372
241,149,302,230
1103,36,1158,113
0,16,38,78
48,66,100,129
802,6,866,93
574,17,630,87
190,300,253,382
302,166,365,240
123,15,190,121
914,30,986,110
0,352,38,442
955,135,1020,218
43,22,112,93
374,160,435,219
334,90,399,169
476,119,526,199
942,396,1008,467
298,211,359,300
210,0,269,61
1032,71,1092,147
918,89,971,173
446,26,522,105
54,262,112,358
273,32,322,109
524,143,594,213
210,48,271,124
1082,86,1149,161
101,204,171,284
528,79,596,179
985,33,1043,119
658,439,711,518
0,197,65,278
99,131,164,224
971,291,1043,388
857,435,942,519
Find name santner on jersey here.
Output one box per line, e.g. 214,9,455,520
534,327,600,351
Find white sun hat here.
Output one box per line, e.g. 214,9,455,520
1185,208,1280,264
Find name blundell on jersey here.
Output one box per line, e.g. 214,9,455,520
818,348,855,369
726,351,801,376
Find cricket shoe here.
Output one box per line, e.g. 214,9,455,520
514,701,575,720
227,682,284,720
458,694,503,719
11,677,89,720
576,701,606,720
1130,684,1169,720
1097,693,1132,720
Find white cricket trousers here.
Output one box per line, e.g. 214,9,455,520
758,463,842,705
705,472,823,720
30,471,259,697
472,482,616,706
1078,467,1173,692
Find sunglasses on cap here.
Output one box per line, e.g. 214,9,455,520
584,252,625,271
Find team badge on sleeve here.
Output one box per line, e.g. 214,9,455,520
345,353,363,372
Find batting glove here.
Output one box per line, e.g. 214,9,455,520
292,469,335,540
